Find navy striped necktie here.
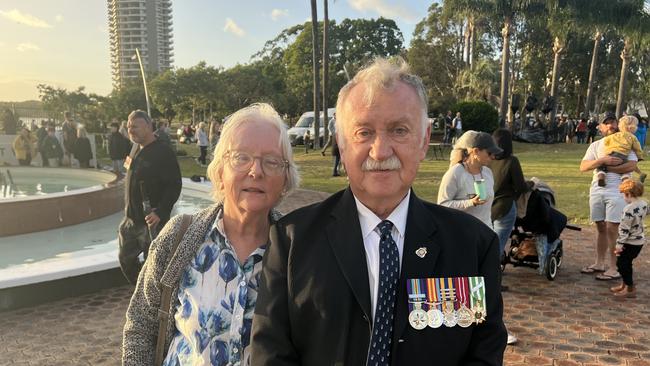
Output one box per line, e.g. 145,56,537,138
368,220,399,366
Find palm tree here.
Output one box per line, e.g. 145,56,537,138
455,59,498,100
545,0,577,123
322,0,330,144
616,37,633,118
310,0,321,148
443,0,544,127
579,0,636,115
585,30,603,115
615,3,649,118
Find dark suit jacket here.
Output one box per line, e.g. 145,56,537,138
251,188,506,366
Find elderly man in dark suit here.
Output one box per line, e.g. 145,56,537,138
251,58,507,366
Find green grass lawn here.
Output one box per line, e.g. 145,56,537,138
296,142,599,224
101,140,646,225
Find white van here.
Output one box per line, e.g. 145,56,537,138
288,108,336,146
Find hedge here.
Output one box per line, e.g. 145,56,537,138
450,101,498,133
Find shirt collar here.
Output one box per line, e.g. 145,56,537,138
208,206,275,251
354,190,410,240
213,207,226,237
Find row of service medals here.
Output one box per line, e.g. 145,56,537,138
407,277,486,330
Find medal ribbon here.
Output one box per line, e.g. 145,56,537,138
469,276,486,312
445,277,458,310
407,278,426,312
426,277,439,312
454,277,469,308
437,277,451,312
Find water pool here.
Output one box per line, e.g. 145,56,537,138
0,181,214,288
0,167,114,199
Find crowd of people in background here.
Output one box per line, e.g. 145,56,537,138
9,112,226,173
437,111,650,147
11,111,95,168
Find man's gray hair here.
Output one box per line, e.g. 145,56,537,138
206,103,300,204
128,110,153,125
335,57,429,147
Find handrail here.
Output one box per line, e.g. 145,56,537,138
0,172,6,198
5,169,16,196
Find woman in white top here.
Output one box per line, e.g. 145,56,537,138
437,130,502,229
195,121,210,166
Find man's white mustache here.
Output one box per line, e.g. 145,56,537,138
361,156,402,171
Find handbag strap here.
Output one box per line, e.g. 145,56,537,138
154,214,192,366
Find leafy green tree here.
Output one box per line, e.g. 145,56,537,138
149,69,179,123
1,108,19,134
37,85,90,118
408,3,463,114
106,79,151,120
173,62,221,122
258,18,403,116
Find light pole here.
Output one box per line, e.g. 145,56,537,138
132,48,151,116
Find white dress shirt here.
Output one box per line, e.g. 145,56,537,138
354,191,410,320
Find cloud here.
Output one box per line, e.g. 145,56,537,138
270,9,289,21
17,42,40,52
348,0,417,22
224,18,245,37
55,14,63,22
0,9,52,28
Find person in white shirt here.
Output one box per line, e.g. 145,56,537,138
437,130,500,229
580,113,638,281
195,122,209,166
452,112,463,143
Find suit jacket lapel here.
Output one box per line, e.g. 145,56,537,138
392,192,439,348
326,187,372,321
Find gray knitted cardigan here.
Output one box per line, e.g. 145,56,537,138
121,204,281,365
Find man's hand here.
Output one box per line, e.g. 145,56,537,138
145,211,160,228
600,155,623,166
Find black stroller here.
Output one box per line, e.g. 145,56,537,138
502,178,581,280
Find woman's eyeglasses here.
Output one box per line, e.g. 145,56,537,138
224,150,288,176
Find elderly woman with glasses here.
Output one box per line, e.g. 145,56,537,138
123,103,300,366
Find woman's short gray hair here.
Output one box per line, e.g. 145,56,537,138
335,57,429,147
206,103,300,203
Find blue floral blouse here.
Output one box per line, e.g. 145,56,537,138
163,209,266,366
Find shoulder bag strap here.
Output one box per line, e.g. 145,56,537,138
154,214,192,366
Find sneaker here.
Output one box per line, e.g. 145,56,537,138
613,285,636,298
507,333,518,345
610,283,625,293
641,173,647,183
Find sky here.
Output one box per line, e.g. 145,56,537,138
0,0,431,102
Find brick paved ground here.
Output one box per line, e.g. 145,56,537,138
1,188,649,365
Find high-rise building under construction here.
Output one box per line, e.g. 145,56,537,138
107,0,173,88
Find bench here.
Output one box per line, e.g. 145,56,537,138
428,142,452,160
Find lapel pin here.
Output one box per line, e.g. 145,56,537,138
415,247,427,258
